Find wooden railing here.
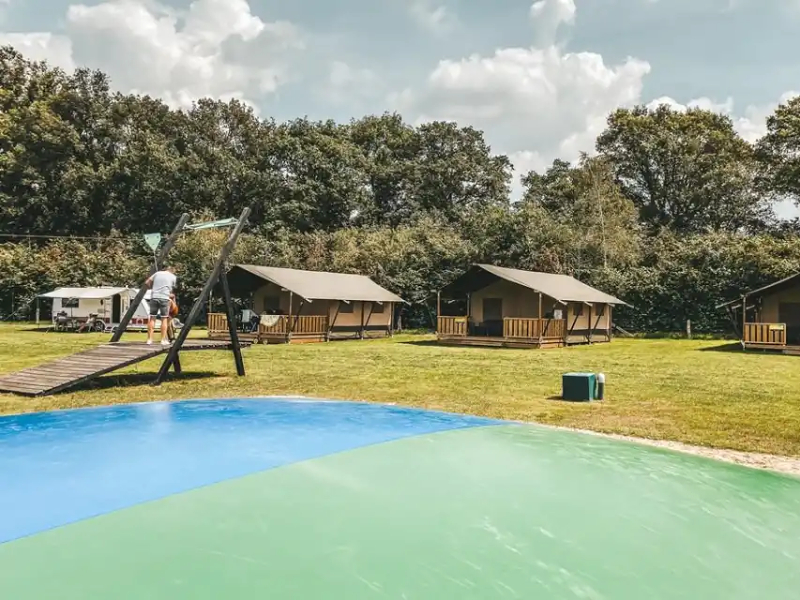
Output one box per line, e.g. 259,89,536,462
503,318,540,339
743,322,786,345
437,316,468,336
208,312,228,333
503,317,566,339
258,316,287,335
544,319,566,339
207,313,329,337
259,315,329,335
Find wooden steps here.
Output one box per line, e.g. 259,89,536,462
0,340,247,396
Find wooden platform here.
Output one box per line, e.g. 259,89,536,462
436,335,565,349
743,342,800,355
0,340,247,397
209,330,391,345
436,334,612,349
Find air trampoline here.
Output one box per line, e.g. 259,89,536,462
1,398,799,598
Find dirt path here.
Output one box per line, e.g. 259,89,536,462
549,424,800,478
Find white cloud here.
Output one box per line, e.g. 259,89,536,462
0,32,75,70
408,0,454,33
393,45,650,195
529,0,576,45
0,0,302,109
322,61,381,104
646,91,800,143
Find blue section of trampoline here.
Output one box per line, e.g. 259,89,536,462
0,398,500,543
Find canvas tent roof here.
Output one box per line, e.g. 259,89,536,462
39,287,132,300
440,264,628,306
226,265,405,303
716,272,800,309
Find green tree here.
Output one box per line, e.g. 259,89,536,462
596,104,771,233
515,155,641,274
756,95,800,202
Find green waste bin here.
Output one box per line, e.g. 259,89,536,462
562,372,596,402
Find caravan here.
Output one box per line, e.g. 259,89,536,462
38,287,180,332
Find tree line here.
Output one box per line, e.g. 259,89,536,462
3,46,800,331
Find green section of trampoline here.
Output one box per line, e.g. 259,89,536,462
2,424,800,599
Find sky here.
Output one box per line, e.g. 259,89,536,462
1,0,798,216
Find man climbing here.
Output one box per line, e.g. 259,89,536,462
146,264,177,346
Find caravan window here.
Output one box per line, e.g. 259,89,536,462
63,298,79,308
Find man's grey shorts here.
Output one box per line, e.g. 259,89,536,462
149,298,170,318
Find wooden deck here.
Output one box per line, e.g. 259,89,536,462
207,313,391,344
0,340,246,396
436,335,566,349
739,322,800,354
743,343,800,355
436,316,611,349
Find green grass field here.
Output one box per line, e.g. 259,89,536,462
1,324,799,456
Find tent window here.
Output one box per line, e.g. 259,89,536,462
339,301,353,313
63,298,79,308
263,296,280,313
596,304,606,317
372,302,385,314
574,303,584,316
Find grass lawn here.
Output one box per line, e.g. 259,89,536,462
1,324,799,457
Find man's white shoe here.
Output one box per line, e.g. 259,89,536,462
161,339,171,346
146,339,153,345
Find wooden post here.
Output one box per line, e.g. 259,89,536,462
466,292,471,334
608,305,613,342
359,301,366,339
220,270,245,377
587,303,593,344
436,292,441,334
292,300,305,335
566,303,577,346
153,208,250,385
591,310,603,342
388,302,394,337
362,302,375,339
537,292,543,344
35,297,40,327
287,291,293,343
328,301,342,341
112,213,190,342
742,295,747,348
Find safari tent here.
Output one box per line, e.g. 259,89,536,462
718,272,800,352
207,265,405,343
436,264,627,349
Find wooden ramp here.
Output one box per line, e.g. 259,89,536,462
0,340,247,396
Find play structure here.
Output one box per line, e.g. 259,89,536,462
1,398,799,598
0,209,252,396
